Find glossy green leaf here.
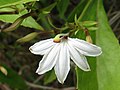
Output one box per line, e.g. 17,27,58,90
0,4,44,30
0,64,27,90
96,0,120,90
0,0,37,8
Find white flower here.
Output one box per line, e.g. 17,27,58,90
29,34,102,84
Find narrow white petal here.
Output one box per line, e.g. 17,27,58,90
54,42,70,84
68,38,102,56
36,44,60,74
67,41,90,71
29,39,56,55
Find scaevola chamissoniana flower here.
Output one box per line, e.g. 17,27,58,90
29,33,102,84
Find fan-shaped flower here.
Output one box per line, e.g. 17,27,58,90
29,33,102,84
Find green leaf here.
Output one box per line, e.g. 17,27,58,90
0,64,27,90
44,70,56,85
0,0,37,8
67,0,89,22
39,14,51,30
3,13,25,32
76,58,98,90
0,4,44,30
75,0,120,90
36,2,57,30
0,7,15,12
0,14,44,30
96,0,120,90
57,0,70,19
75,0,99,90
23,16,44,30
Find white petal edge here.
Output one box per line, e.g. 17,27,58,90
68,38,102,57
67,41,90,71
54,42,70,84
36,44,60,74
29,39,56,55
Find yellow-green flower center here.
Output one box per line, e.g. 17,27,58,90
53,33,68,43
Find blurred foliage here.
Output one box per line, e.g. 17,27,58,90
0,64,27,90
0,0,120,90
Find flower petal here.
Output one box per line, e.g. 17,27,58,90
54,42,70,84
67,41,90,71
36,44,60,74
29,39,56,55
68,38,102,56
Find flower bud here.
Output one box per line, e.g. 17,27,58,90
82,21,97,27
86,35,93,43
17,32,39,43
87,27,98,31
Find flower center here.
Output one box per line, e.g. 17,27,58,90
53,34,68,43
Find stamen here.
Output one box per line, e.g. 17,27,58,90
63,36,68,39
